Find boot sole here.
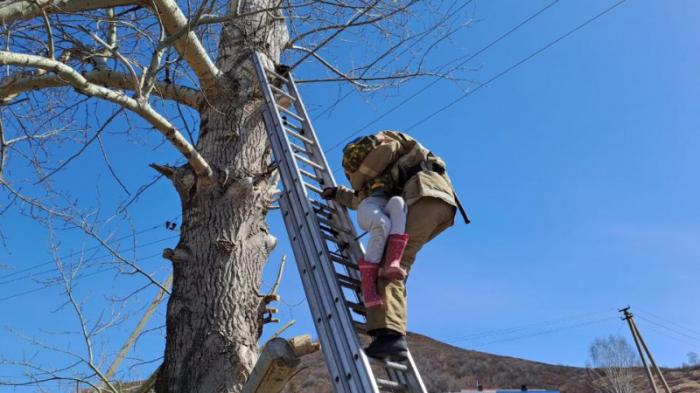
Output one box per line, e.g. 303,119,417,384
365,349,408,362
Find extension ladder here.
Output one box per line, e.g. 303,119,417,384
252,52,428,393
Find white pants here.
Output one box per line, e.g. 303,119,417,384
357,196,407,263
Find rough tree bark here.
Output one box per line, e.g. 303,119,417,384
155,1,288,392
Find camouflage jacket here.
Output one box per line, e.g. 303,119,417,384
335,131,457,211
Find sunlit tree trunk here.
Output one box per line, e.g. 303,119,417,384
156,2,288,392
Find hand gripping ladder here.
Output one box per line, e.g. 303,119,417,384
252,51,428,393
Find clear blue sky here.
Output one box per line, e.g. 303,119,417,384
1,0,699,387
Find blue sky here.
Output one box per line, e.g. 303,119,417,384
1,0,699,387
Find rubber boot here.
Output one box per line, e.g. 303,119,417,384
379,233,408,280
359,259,383,308
364,329,408,361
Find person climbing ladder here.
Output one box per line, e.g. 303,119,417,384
321,134,410,308
322,130,468,361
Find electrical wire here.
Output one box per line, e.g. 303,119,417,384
403,0,627,133
635,315,700,344
0,224,164,281
445,308,615,343
470,316,617,348
0,235,179,286
0,252,164,302
310,0,478,120
636,308,700,338
324,0,563,153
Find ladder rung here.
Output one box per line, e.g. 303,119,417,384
336,272,361,286
279,106,305,123
304,182,324,195
346,300,366,315
320,226,339,239
270,84,295,101
265,68,289,84
290,141,308,155
329,250,351,259
310,200,336,214
299,168,321,182
314,209,333,221
352,321,368,333
322,232,339,243
377,360,409,372
294,153,324,170
377,378,406,391
338,279,360,291
284,127,315,145
329,253,356,269
316,216,344,230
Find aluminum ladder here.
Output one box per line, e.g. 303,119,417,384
252,52,428,393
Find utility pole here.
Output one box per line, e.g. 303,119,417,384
619,307,672,393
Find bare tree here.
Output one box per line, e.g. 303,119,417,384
588,334,640,393
0,0,471,392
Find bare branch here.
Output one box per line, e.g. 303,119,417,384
150,0,220,89
102,274,172,384
0,51,213,177
289,45,373,90
80,26,143,97
288,0,384,71
34,108,123,184
0,0,140,24
0,69,203,108
287,0,419,47
35,0,55,59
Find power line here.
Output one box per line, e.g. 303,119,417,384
0,252,163,302
404,0,627,132
324,0,562,153
470,316,616,348
0,235,179,286
635,315,700,344
0,217,180,282
310,0,478,120
445,308,615,343
636,308,700,338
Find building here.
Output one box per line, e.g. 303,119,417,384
454,388,559,393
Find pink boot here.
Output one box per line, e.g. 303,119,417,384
359,259,383,308
380,233,408,280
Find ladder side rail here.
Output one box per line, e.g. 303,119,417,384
275,114,379,393
283,74,366,288
253,54,375,393
283,83,427,393
274,75,378,366
263,112,364,393
255,52,428,393
382,348,427,393
275,191,354,393
280,74,388,392
401,352,428,392
284,74,366,260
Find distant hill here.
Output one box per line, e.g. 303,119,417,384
283,332,700,393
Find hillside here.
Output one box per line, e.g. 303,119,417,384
283,332,700,393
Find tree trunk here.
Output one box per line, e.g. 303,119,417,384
156,2,288,392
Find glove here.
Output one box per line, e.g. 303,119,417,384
321,187,338,200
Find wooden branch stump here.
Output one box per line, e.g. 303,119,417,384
241,335,320,393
